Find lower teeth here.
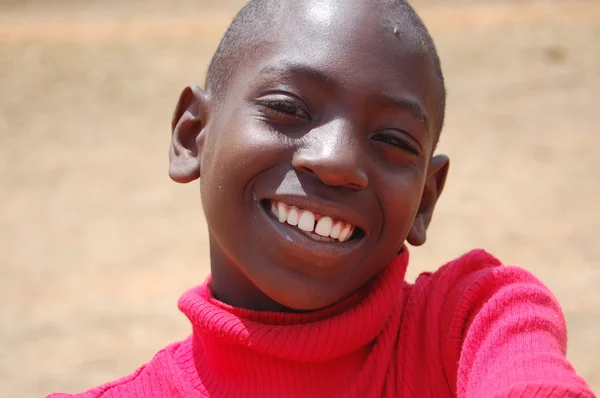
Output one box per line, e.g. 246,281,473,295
299,229,336,242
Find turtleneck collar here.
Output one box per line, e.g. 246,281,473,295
178,248,409,364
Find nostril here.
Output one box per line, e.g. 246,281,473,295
292,153,368,190
347,183,364,191
297,165,316,176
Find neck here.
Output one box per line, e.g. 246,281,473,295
176,249,410,395
209,238,294,312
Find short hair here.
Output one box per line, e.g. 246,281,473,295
205,0,446,142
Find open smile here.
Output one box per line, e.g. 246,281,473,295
262,199,365,244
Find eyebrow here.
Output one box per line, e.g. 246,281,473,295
378,93,431,132
258,63,337,89
258,63,431,131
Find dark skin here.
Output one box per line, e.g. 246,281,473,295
169,0,449,312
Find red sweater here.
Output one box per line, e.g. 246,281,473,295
49,250,594,397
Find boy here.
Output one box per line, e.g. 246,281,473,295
50,0,595,397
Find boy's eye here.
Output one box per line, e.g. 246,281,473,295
256,99,311,121
371,131,421,156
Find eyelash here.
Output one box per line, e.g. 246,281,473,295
371,133,420,155
257,99,419,155
259,100,311,120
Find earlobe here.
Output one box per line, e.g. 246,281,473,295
169,85,211,184
407,154,450,247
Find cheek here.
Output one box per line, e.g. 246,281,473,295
200,119,290,209
377,173,424,241
218,117,290,170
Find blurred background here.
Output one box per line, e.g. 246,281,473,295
1,0,599,396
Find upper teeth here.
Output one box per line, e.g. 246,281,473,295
270,201,356,243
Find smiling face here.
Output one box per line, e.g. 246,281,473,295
170,0,449,311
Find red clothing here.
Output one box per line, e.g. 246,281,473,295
49,249,594,397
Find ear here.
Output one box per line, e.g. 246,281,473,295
407,154,450,247
169,85,211,183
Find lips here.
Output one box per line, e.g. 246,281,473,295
268,200,359,243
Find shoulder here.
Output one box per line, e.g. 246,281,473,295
413,249,565,350
415,248,517,286
412,249,551,312
410,251,563,377
413,250,593,397
46,340,189,398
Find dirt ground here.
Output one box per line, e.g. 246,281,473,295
1,0,599,396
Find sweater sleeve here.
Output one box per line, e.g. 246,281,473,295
450,262,595,398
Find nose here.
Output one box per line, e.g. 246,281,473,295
292,119,368,190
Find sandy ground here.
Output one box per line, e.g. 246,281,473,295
1,0,599,396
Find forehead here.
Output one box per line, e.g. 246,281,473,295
272,0,431,75
228,0,439,134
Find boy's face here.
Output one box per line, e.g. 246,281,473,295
171,0,448,311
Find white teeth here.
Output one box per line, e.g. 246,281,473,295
338,224,352,242
277,202,287,223
298,211,315,232
315,217,333,237
347,226,355,242
270,201,357,243
330,222,342,239
287,207,300,226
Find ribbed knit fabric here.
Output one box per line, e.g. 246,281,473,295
48,249,595,397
